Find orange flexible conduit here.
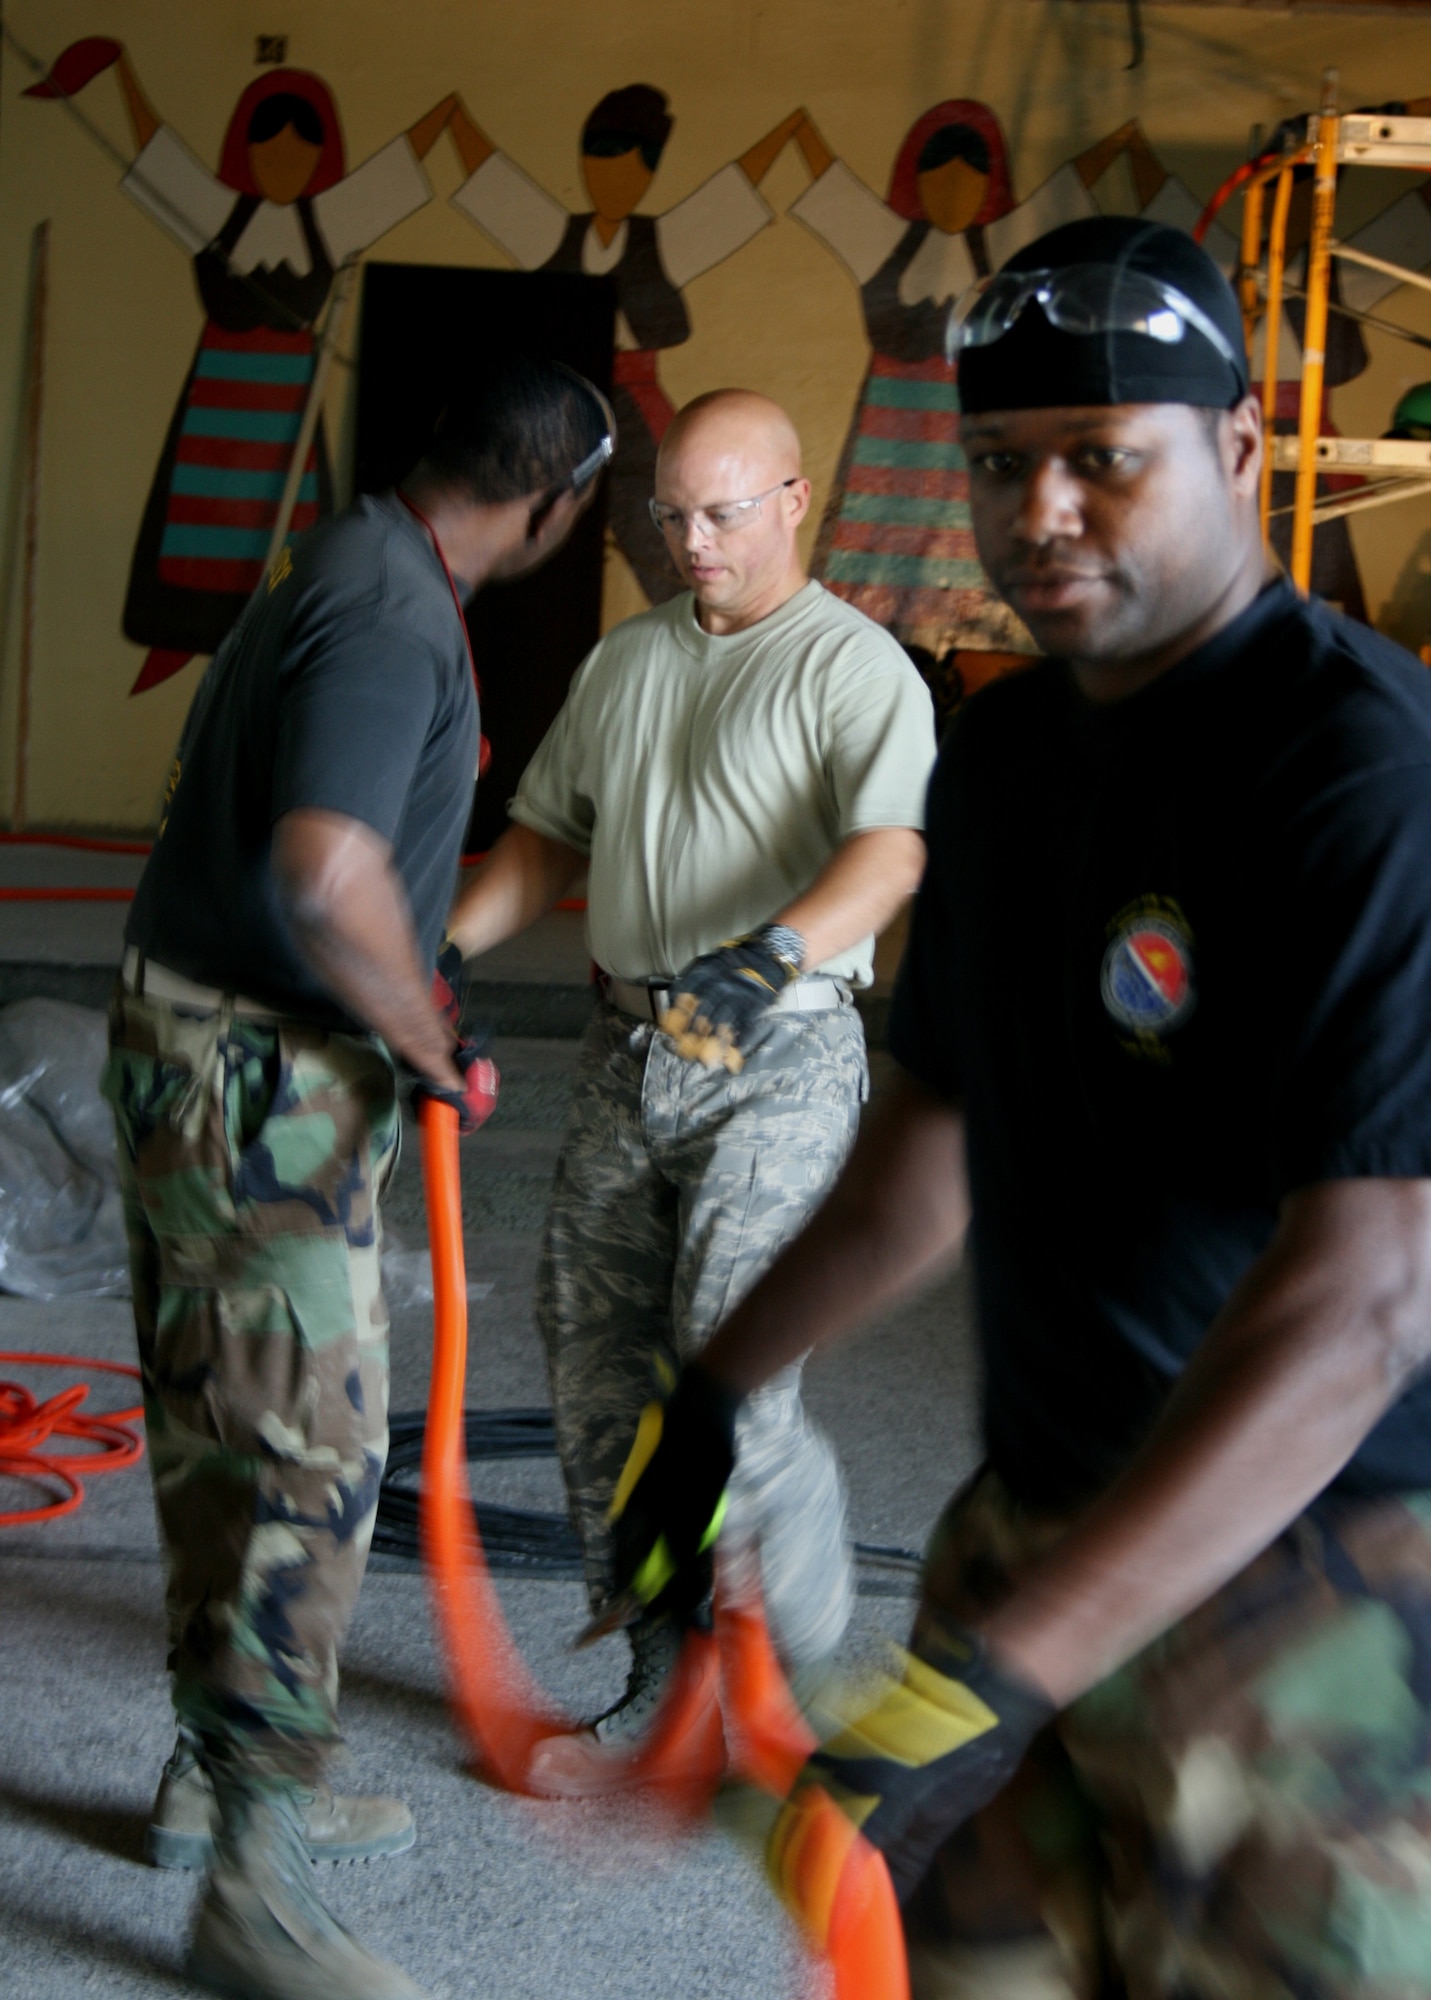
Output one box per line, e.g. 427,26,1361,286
0,1351,144,1525
0,835,587,910
0,829,148,900
417,1097,909,1998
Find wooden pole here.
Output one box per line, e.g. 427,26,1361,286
1260,168,1294,544
1238,176,1265,365
1291,72,1340,593
263,258,360,574
13,220,50,832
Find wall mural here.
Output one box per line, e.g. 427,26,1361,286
446,88,808,604
789,102,1431,718
19,40,1431,716
26,37,463,692
792,113,1226,713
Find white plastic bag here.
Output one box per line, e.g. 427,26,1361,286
0,999,129,1299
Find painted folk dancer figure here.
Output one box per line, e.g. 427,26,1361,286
101,360,611,2000
787,100,1113,661
26,39,460,691
449,84,810,605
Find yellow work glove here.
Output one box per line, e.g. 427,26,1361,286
768,1619,1052,1912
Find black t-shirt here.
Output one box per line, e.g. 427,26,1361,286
127,494,479,1031
890,578,1431,1507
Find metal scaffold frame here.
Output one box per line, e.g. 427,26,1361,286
1200,73,1431,593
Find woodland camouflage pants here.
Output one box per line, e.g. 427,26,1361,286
537,997,865,1667
908,1468,1431,2000
102,985,398,1783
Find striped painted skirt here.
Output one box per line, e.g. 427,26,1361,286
123,321,329,661
812,352,1034,658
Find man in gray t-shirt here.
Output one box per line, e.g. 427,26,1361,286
447,389,934,1774
104,361,611,2000
126,491,482,1029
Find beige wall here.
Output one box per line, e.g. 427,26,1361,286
3,1,1431,827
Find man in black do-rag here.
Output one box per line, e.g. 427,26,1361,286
610,214,1431,2000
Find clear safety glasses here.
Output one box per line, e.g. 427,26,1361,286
945,263,1241,370
649,479,798,538
569,383,617,494
570,431,614,492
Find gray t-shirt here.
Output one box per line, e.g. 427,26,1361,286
127,493,479,1029
512,581,935,984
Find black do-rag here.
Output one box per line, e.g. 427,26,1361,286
957,215,1249,416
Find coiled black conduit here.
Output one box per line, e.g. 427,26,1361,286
373,1407,922,1587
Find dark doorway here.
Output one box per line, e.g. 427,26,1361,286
354,264,614,852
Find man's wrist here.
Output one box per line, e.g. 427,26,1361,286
915,1610,1058,1723
756,922,806,978
976,1583,1100,1709
681,1359,745,1443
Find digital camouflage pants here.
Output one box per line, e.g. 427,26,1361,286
538,998,865,1667
102,986,399,1783
907,1468,1431,2000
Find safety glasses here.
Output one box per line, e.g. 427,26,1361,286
648,479,798,538
569,431,614,493
569,382,617,493
945,263,1242,371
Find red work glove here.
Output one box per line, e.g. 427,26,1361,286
412,1037,499,1135
432,936,464,1032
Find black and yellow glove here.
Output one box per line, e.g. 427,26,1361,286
659,925,805,1072
768,1617,1052,1910
604,1363,742,1628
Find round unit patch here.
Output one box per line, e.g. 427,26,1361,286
1101,914,1195,1037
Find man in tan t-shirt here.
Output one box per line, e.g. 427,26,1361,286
446,390,934,1758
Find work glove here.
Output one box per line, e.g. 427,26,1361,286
603,1362,742,1629
411,1035,500,1135
432,935,464,1032
767,1616,1052,1910
659,924,805,1073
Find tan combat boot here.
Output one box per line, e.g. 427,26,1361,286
147,1729,414,1869
187,1776,428,2000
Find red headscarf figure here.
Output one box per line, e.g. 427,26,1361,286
27,39,455,695
217,70,345,197
885,100,1015,229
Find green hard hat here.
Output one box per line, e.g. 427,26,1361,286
1387,381,1431,441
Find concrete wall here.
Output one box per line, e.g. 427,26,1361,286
3,0,1431,827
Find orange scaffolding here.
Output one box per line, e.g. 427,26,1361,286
1198,71,1431,591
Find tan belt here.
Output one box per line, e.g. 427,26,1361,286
120,945,285,1021
603,973,850,1022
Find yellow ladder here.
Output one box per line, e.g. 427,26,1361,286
1238,72,1431,590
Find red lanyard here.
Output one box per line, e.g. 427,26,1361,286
398,490,490,775
398,491,480,694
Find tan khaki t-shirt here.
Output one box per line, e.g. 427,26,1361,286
510,581,936,985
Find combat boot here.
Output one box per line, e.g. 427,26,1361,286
147,1728,414,1869
187,1775,428,2000
526,1613,725,1796
586,1614,684,1746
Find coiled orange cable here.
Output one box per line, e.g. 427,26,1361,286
0,1351,144,1526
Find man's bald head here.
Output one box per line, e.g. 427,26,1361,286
658,389,803,484
653,390,811,635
